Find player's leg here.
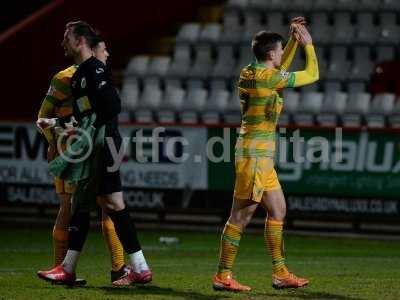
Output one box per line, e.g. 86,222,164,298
98,192,152,285
100,205,128,283
213,157,262,292
37,179,88,285
213,197,257,292
261,166,308,289
52,179,71,266
37,207,90,285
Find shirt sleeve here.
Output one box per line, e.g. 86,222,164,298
280,36,298,71
268,69,297,89
37,77,62,143
291,44,319,87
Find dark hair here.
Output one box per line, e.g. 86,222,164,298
66,21,99,48
251,31,283,62
92,33,104,49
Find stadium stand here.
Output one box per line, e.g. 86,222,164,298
120,0,400,128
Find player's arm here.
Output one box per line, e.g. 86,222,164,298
291,44,319,87
280,17,305,71
37,93,57,143
280,36,298,71
275,26,319,88
86,66,121,128
291,25,319,87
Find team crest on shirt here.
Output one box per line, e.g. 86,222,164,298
280,70,290,79
81,77,86,88
241,68,255,79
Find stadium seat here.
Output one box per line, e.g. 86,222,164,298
365,93,395,128
191,45,213,79
358,0,380,10
226,0,249,9
265,12,286,36
212,45,235,79
147,56,171,77
210,79,227,91
224,91,242,124
291,0,313,11
347,81,366,94
283,90,300,113
310,13,332,45
315,46,328,78
378,25,400,45
300,83,319,93
378,13,400,45
220,10,242,44
176,23,201,44
342,92,371,127
353,46,372,63
293,92,323,126
381,0,400,10
134,88,162,123
370,92,395,114
180,88,208,124
158,88,185,124
199,23,221,43
120,77,139,111
317,92,348,126
165,78,182,90
235,45,253,75
311,25,332,45
280,90,300,126
187,78,204,89
326,61,351,80
143,77,161,92
242,11,264,43
324,80,342,94
355,13,379,44
202,90,230,124
313,0,335,11
376,46,396,62
125,55,149,76
326,46,350,80
250,0,285,10
380,13,397,27
167,45,191,77
333,13,355,45
223,10,241,29
387,97,400,127
335,0,356,11
349,59,374,81
311,12,329,27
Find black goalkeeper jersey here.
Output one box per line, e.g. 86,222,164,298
70,56,122,140
70,56,123,193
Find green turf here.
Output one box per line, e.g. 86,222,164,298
0,227,399,300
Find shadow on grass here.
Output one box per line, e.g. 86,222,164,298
51,284,364,300
87,284,232,300
258,289,364,300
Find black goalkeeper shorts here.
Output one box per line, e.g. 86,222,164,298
96,134,122,196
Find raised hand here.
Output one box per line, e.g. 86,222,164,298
289,16,306,38
293,24,313,46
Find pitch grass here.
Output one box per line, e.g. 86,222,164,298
1,228,400,300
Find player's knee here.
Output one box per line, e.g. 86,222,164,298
58,193,72,208
100,198,125,213
269,208,286,221
228,214,251,230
